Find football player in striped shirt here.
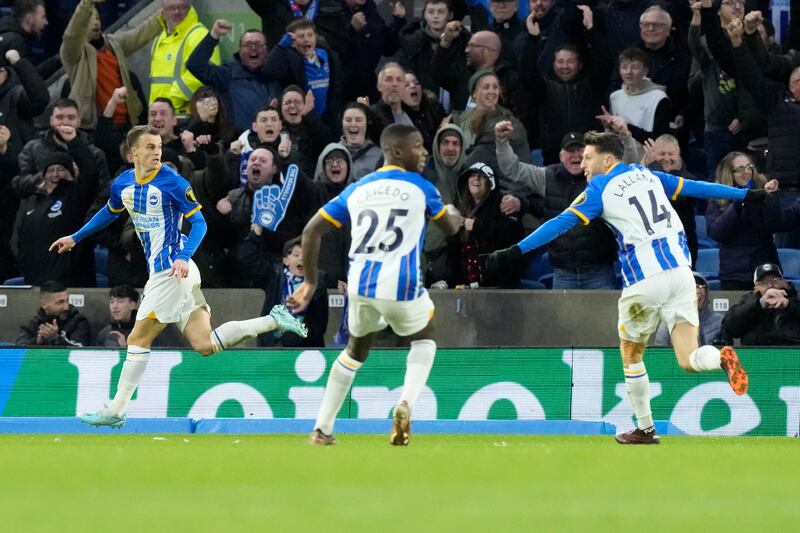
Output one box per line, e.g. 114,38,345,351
487,126,774,444
50,125,307,429
288,124,462,445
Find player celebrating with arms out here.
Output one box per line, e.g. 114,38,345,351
50,125,307,429
288,124,462,446
486,125,775,444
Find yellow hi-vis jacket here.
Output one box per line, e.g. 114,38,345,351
149,7,219,114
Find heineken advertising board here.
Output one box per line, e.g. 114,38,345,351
0,348,797,436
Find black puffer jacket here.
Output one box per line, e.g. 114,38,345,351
398,19,470,95
0,57,49,149
531,164,617,269
447,168,524,287
0,15,61,78
12,143,100,286
705,194,781,284
16,305,91,346
721,285,800,346
732,44,800,189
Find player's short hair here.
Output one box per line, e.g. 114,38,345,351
109,285,139,302
286,18,315,34
380,124,420,154
583,130,625,160
13,0,44,20
126,125,161,149
40,280,67,295
151,97,176,114
283,236,302,257
619,47,648,66
51,98,79,114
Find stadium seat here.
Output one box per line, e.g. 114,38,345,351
520,252,552,289
2,277,26,286
777,249,800,280
695,215,718,249
95,246,109,288
695,248,720,280
707,279,721,291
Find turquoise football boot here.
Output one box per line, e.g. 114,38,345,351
269,305,308,338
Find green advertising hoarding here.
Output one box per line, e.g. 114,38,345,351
1,348,798,436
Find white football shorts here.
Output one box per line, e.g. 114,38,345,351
347,292,435,338
137,259,210,332
617,266,698,344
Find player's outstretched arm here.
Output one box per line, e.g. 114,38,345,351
654,171,773,203
287,212,337,313
485,209,583,271
49,204,121,254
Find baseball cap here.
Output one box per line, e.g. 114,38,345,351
459,162,496,190
561,132,585,150
753,263,783,284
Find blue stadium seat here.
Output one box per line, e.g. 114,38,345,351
695,248,720,280
707,279,721,291
519,279,546,290
2,277,26,286
695,215,718,249
526,252,552,279
95,245,109,287
777,248,800,280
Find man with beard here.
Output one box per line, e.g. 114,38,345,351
59,0,160,130
187,19,281,134
0,0,60,78
495,122,618,289
465,0,523,63
423,124,465,284
17,281,91,346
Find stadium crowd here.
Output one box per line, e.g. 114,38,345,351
2,0,800,346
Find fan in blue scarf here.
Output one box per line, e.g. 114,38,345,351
288,0,319,20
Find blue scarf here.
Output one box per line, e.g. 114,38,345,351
288,0,318,20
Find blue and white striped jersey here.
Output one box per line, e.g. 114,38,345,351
107,164,202,274
515,163,748,287
320,165,446,301
570,164,709,286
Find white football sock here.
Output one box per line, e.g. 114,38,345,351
210,316,277,353
107,345,150,416
399,339,436,411
689,345,722,372
314,351,362,435
624,362,654,430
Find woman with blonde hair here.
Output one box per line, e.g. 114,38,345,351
453,70,530,165
705,151,781,290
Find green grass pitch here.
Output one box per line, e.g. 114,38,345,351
1,434,798,532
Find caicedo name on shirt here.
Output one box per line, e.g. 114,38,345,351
612,170,657,198
355,184,411,204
